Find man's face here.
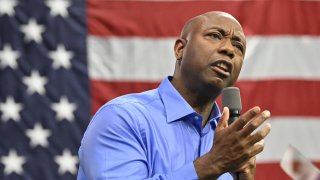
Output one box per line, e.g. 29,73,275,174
179,13,246,91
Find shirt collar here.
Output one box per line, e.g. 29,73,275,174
208,102,222,130
158,76,195,123
158,76,221,127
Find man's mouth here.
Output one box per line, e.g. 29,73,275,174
216,62,229,72
211,60,232,77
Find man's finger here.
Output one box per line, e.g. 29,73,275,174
235,156,256,175
240,111,271,137
247,123,271,145
231,106,261,130
217,107,229,130
249,139,267,157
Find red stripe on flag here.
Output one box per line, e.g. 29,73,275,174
255,162,320,180
90,80,160,114
235,80,320,116
256,162,291,180
91,79,320,116
88,0,320,37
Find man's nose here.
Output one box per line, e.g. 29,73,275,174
218,38,235,59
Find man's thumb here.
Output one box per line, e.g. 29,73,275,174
217,107,229,130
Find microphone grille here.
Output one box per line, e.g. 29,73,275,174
222,87,242,111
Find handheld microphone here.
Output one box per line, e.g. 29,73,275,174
222,87,242,125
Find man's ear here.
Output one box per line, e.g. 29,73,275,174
174,38,187,60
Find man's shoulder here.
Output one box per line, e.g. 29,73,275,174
91,89,163,130
104,88,161,109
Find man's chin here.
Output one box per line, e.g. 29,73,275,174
206,77,229,92
210,76,230,87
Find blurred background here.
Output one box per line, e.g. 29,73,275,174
0,0,319,179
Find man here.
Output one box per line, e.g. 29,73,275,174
77,11,271,179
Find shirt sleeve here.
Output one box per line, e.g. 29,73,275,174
78,104,201,180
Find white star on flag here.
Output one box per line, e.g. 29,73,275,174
51,96,77,121
0,0,18,16
22,70,48,95
0,96,23,122
0,149,26,175
49,44,74,69
26,123,52,148
54,149,78,175
20,18,45,43
45,0,71,17
0,44,20,69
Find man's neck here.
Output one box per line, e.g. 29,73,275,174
171,77,221,127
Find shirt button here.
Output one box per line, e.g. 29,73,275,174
194,116,199,120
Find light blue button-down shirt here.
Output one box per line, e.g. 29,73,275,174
77,77,232,179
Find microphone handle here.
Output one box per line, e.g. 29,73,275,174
228,116,239,125
228,110,241,125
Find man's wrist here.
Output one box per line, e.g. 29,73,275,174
194,154,223,179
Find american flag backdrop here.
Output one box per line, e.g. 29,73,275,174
0,0,320,179
0,0,88,179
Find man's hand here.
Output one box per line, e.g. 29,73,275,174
230,156,256,180
194,106,271,179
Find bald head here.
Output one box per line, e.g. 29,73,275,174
172,10,247,94
180,11,244,40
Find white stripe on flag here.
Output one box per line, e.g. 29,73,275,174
88,36,175,81
257,117,320,163
241,36,320,80
88,36,320,81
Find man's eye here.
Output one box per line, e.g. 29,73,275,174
233,43,244,54
209,32,222,40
